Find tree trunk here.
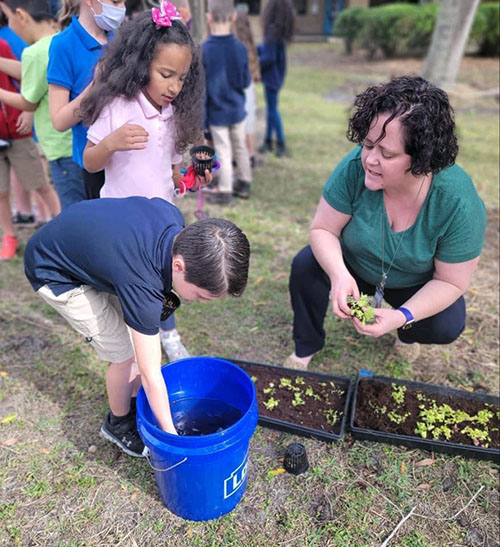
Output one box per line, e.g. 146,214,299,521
421,0,479,90
190,0,207,44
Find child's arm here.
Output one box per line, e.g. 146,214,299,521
130,329,178,434
83,123,149,172
48,82,94,132
0,56,21,80
0,87,37,112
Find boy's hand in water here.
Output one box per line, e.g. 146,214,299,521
165,425,179,435
105,123,149,152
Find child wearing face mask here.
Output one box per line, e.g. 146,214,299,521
80,1,207,362
47,0,126,199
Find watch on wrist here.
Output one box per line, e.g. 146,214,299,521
397,307,415,330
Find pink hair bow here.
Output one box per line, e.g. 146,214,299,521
152,0,183,27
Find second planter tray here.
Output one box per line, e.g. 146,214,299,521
350,372,500,463
226,358,353,443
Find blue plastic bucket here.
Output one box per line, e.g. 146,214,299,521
137,357,258,521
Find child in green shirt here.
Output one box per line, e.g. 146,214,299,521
0,0,86,209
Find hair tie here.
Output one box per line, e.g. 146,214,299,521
152,0,183,27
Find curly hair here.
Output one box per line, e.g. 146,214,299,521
80,12,204,154
347,76,458,176
262,0,294,43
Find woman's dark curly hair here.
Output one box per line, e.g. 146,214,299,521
262,0,295,43
347,76,458,176
80,11,204,153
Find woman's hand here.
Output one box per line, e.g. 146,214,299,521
105,123,149,152
352,308,406,338
330,272,360,319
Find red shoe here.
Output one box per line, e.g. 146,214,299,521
0,234,18,260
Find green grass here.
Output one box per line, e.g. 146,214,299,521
0,43,498,545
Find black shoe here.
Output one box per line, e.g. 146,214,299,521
205,191,233,205
276,141,287,158
258,139,273,154
12,211,35,225
100,411,147,458
233,180,251,199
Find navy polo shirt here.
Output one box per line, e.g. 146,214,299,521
47,16,112,168
24,198,185,335
202,34,250,127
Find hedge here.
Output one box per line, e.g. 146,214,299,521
333,2,499,58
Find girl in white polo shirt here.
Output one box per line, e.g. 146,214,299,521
81,2,209,362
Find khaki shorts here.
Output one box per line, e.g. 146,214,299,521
37,285,135,363
0,137,48,193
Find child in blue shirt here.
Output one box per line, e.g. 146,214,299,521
203,0,252,204
24,197,250,456
47,0,125,199
257,0,294,158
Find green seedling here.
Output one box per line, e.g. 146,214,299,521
295,377,305,385
391,383,407,405
263,397,279,410
368,400,387,415
250,376,257,383
347,293,375,325
325,409,339,426
292,392,305,407
387,410,410,424
461,426,491,446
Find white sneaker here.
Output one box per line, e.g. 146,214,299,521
160,329,190,362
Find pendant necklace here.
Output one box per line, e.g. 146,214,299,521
373,176,427,308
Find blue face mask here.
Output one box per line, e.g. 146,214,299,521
92,0,126,31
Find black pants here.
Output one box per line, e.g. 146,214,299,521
82,169,105,200
289,246,466,357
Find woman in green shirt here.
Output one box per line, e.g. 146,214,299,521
286,76,486,369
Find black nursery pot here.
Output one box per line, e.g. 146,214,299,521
227,358,353,443
350,373,500,463
190,145,216,176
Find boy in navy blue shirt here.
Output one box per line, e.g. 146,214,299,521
203,0,252,204
24,197,250,457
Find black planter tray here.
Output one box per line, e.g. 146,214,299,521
225,358,353,443
350,372,500,463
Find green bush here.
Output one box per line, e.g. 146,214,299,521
358,3,438,59
333,2,499,59
332,6,367,54
471,2,500,57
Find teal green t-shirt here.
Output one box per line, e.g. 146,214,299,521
21,35,72,161
322,147,487,289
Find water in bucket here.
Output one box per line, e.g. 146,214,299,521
171,398,243,436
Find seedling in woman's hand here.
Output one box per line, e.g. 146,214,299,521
347,293,375,325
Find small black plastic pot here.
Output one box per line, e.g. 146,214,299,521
190,145,216,176
227,358,353,443
350,373,500,463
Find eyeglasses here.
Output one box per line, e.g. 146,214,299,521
161,290,181,321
